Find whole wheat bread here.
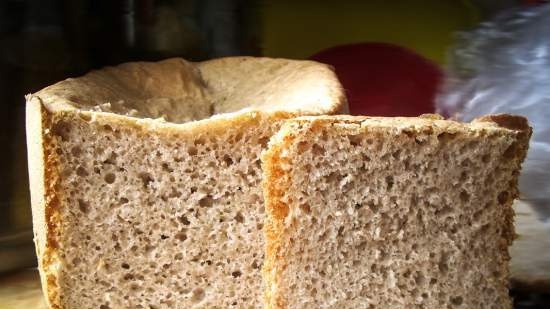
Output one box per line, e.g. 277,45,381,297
262,114,530,309
26,57,346,309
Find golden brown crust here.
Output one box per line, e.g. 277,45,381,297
261,130,294,309
26,96,63,309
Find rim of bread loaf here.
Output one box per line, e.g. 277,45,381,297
273,114,532,134
26,57,348,131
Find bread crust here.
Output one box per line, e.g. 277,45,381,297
26,96,63,309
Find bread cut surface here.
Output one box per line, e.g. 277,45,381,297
26,57,346,309
262,114,530,309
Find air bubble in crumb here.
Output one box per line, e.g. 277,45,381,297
199,196,214,207
78,199,89,213
138,172,153,188
191,288,205,303
104,173,116,184
231,270,242,278
76,166,88,177
234,212,244,223
450,296,463,305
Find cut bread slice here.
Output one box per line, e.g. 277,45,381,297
262,114,530,309
26,57,346,309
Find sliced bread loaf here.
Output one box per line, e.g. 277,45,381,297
262,114,530,309
26,57,346,309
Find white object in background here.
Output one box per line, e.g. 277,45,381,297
437,4,550,223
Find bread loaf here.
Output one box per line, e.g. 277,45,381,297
262,114,530,309
26,57,346,309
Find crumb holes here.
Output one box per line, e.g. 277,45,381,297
258,137,269,148
138,172,153,188
460,171,468,181
367,201,380,213
251,260,260,269
179,215,190,225
123,273,134,281
385,176,394,190
354,203,362,210
435,205,453,217
120,197,129,204
104,173,116,184
297,141,308,154
121,263,130,269
430,278,437,285
78,199,89,213
162,163,173,172
223,154,234,166
51,121,71,141
99,304,111,309
234,212,244,223
459,191,470,202
191,288,205,303
234,132,243,142
199,195,214,208
438,252,450,274
482,154,490,163
187,146,198,156
392,150,401,159
175,232,187,241
231,270,242,278
103,124,113,131
497,191,509,204
71,146,82,157
174,253,183,260
450,296,463,306
76,166,89,177
299,203,311,214
414,272,425,285
160,234,169,240
312,144,325,156
437,132,456,143
194,137,206,146
348,134,362,146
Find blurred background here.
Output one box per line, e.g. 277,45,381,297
0,0,549,308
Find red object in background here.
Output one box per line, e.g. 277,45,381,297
310,43,443,117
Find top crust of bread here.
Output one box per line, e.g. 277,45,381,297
26,57,347,309
29,57,347,121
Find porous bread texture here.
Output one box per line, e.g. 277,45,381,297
26,57,346,309
262,114,531,309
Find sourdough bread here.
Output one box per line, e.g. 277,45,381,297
262,114,530,309
26,57,346,309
